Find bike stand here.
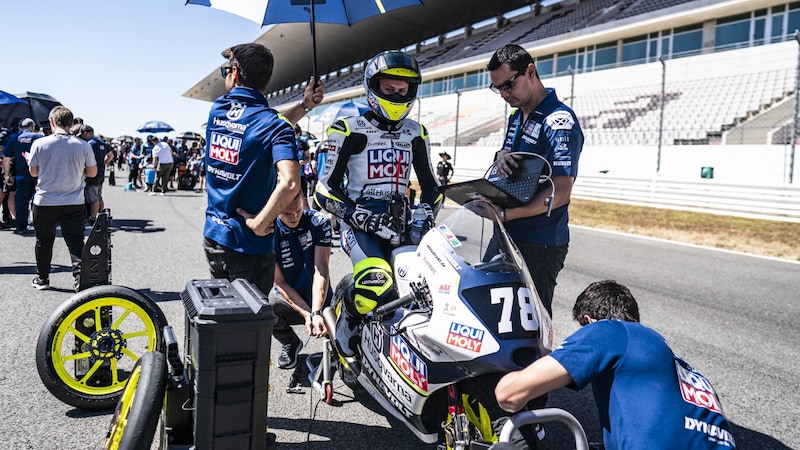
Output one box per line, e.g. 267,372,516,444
78,209,112,291
306,340,334,402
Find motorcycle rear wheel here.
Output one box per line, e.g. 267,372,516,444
36,285,168,410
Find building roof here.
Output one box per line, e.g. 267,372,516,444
183,0,535,102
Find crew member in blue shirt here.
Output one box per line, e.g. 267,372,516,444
486,44,584,318
76,125,113,224
203,42,323,296
270,191,333,369
3,118,42,234
496,280,737,450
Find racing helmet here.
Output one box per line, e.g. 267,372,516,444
363,51,421,122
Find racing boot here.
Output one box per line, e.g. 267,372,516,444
333,309,362,376
337,258,397,376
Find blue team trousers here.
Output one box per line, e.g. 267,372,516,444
202,237,276,297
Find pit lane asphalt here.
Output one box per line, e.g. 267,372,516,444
1,169,798,449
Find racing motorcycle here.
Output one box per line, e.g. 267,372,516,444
319,198,556,449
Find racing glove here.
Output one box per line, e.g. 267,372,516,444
349,204,399,241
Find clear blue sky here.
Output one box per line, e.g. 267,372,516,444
2,0,268,138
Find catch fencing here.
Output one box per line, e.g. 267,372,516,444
439,167,800,223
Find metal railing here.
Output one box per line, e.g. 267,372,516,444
571,176,800,222
441,169,800,222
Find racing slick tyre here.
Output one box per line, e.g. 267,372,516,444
454,375,543,450
102,351,167,450
36,285,168,410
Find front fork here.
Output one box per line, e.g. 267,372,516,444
441,385,471,450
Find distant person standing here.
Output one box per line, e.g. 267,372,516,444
128,137,144,189
0,126,15,228
436,151,454,186
76,125,114,224
151,136,174,196
485,43,584,317
202,42,323,295
3,118,42,234
28,106,97,291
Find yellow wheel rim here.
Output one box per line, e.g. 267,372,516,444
49,296,159,396
102,363,142,450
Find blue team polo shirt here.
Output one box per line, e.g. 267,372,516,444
203,86,297,254
551,320,736,450
2,130,42,178
87,137,109,183
501,89,583,246
273,210,332,300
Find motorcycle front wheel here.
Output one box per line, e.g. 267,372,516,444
36,285,168,410
450,375,543,450
102,351,167,450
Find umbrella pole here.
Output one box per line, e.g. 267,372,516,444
27,98,35,125
310,0,318,83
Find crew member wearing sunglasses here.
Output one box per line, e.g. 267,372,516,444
483,43,584,446
486,44,584,320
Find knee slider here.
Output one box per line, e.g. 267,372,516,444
352,257,395,315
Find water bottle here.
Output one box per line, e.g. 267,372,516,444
410,206,427,245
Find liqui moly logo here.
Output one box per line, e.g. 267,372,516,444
390,335,428,391
367,148,410,179
446,322,484,352
676,361,722,413
209,132,242,165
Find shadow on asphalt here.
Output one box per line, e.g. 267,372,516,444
137,289,182,303
65,408,112,419
730,424,793,449
267,413,438,449
109,219,165,234
0,263,38,275
0,262,72,275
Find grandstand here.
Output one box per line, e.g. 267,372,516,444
188,0,800,183
286,1,799,149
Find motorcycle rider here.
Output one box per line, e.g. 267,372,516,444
315,50,442,370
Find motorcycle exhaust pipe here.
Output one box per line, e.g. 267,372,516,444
322,307,337,342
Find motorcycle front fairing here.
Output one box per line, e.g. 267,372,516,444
396,200,553,373
355,201,553,439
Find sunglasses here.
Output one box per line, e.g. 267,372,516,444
489,69,527,94
220,66,234,78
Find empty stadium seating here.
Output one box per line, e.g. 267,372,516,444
418,41,797,148
282,1,799,150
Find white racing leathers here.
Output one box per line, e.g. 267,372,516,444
314,111,441,232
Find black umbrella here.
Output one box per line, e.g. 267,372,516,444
0,92,61,129
177,131,204,141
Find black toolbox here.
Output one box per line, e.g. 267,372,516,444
181,278,276,449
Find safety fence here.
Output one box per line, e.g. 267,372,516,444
443,168,800,222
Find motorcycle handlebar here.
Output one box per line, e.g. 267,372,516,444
374,293,415,317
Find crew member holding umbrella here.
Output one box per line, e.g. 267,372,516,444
203,43,323,297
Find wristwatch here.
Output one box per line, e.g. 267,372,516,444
310,310,322,319
301,102,313,113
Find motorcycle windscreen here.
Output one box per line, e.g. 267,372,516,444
432,199,554,350
436,199,519,272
